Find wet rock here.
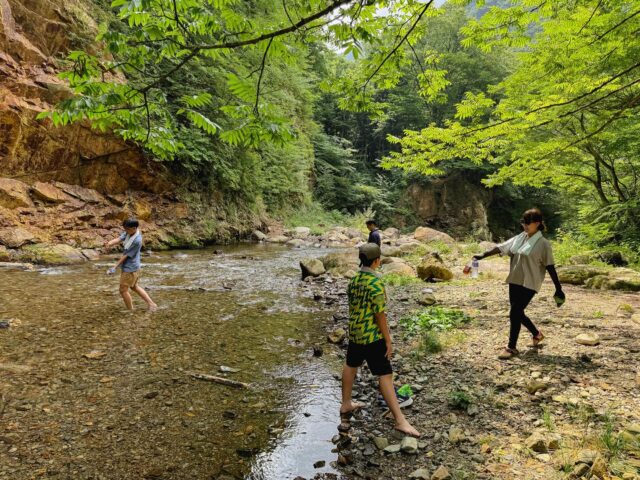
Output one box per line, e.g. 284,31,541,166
409,468,430,479
0,178,33,208
81,249,100,261
327,328,346,344
337,422,350,433
0,227,36,248
400,436,418,454
252,230,267,241
373,437,389,450
300,258,326,279
431,465,451,480
287,239,307,248
21,243,86,265
575,333,600,346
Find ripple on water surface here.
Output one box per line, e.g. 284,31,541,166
0,244,342,480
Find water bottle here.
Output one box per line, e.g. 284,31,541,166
471,259,479,278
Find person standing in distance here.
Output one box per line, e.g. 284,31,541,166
104,218,158,312
469,208,565,359
366,219,381,246
340,243,420,437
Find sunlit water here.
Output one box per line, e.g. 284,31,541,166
0,244,343,480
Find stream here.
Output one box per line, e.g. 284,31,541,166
0,244,343,480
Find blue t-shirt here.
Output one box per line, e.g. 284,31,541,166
119,232,142,273
368,229,381,246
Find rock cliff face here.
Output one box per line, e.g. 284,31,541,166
405,174,492,240
0,1,261,263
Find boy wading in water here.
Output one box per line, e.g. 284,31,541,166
340,243,420,437
104,218,158,312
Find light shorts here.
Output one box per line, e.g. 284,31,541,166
120,271,140,288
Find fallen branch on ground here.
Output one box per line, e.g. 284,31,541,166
188,372,250,389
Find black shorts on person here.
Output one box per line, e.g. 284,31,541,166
346,339,392,376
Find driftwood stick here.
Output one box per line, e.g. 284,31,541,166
188,372,250,389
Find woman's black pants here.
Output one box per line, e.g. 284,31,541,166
508,283,539,349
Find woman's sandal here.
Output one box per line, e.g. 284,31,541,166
498,348,519,360
532,332,545,347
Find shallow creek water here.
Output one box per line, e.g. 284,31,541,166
0,244,343,480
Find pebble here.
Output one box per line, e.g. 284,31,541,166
400,436,418,454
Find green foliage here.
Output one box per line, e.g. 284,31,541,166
401,306,472,337
379,0,640,244
448,390,472,410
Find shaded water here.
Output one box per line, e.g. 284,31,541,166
0,244,342,480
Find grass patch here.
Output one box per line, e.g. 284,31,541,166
542,405,556,432
592,310,605,319
283,203,372,235
400,306,473,355
448,390,472,410
382,273,423,286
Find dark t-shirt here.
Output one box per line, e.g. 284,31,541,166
368,229,381,246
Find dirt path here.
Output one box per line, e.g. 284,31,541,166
320,257,640,480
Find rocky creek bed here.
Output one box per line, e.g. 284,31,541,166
1,234,640,480
306,252,640,480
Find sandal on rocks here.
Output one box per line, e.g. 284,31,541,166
498,348,519,360
532,332,545,347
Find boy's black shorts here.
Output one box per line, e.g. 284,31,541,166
346,339,392,376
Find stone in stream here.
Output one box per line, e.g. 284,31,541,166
313,460,325,468
400,436,418,454
575,333,600,346
300,258,325,279
431,465,451,480
252,230,267,241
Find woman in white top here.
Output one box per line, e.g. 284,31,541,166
470,209,565,359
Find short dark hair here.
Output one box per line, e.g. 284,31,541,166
521,208,545,231
365,219,376,226
122,218,139,229
359,253,376,267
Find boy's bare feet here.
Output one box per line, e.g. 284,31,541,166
395,420,420,437
339,400,365,415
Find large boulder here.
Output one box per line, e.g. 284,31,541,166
20,243,86,265
382,227,400,240
30,182,72,204
266,235,289,243
399,242,422,254
585,268,640,291
413,226,455,244
321,251,360,275
557,265,609,285
381,245,403,257
382,262,416,277
300,258,326,279
292,226,311,238
417,258,453,281
252,230,267,241
0,178,33,209
0,227,37,248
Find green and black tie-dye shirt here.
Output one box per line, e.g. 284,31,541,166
347,269,386,345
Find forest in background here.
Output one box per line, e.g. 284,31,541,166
43,0,640,258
